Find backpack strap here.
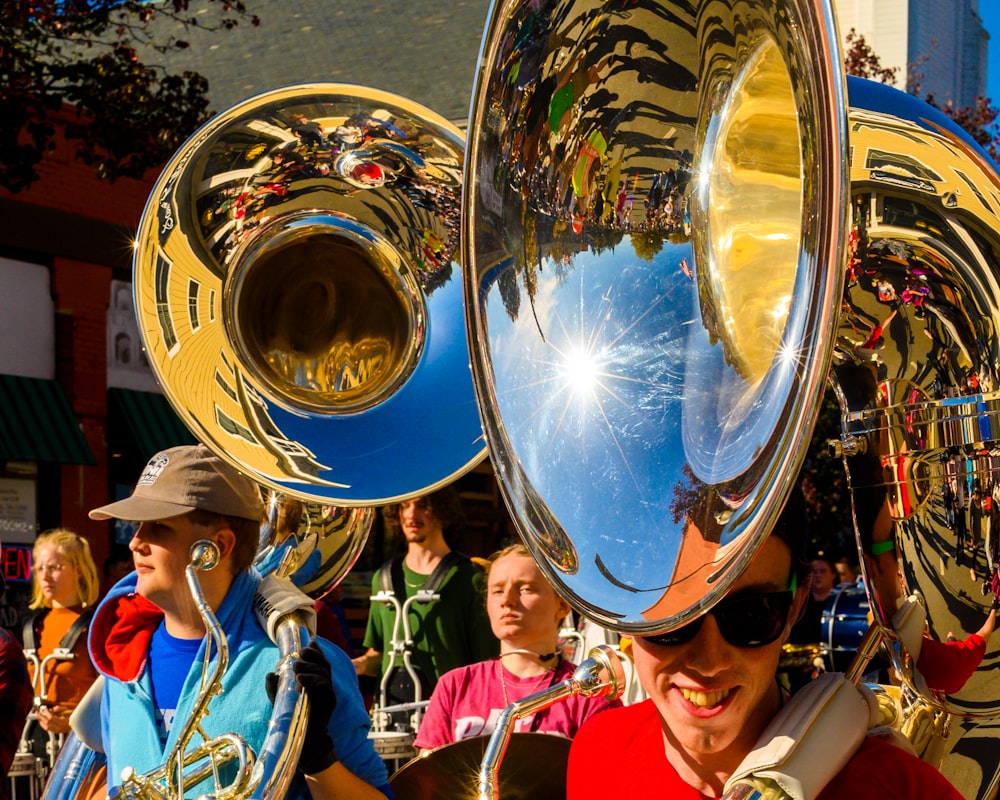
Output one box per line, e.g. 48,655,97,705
375,551,471,599
22,608,48,653
58,606,95,652
377,557,403,595
424,551,469,594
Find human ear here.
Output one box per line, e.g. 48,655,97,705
213,527,237,563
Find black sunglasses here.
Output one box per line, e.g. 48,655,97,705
641,590,794,648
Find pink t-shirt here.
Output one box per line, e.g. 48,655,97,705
413,658,621,750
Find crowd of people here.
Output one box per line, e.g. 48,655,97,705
0,444,994,800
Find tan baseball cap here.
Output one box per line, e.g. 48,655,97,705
89,444,263,522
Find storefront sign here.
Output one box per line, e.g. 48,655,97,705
0,478,36,544
1,543,32,584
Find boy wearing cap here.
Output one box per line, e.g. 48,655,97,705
88,445,391,799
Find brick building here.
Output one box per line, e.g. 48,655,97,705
0,0,513,629
0,104,197,621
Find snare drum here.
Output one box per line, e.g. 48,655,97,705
368,731,417,773
821,582,871,671
8,753,44,800
7,754,38,779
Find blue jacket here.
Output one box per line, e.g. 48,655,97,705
88,569,390,798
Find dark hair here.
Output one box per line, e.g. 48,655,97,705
809,553,836,569
188,510,260,574
771,483,810,585
276,498,304,535
381,486,465,537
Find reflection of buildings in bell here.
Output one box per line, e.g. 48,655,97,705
106,280,158,392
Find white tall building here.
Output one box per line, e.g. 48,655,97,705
835,0,989,107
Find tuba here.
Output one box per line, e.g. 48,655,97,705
461,0,999,798
132,83,484,506
47,85,485,800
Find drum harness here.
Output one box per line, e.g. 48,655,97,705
370,550,468,735
18,606,95,769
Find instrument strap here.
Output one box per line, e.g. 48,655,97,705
22,606,94,655
22,608,47,653
62,606,95,652
377,550,470,598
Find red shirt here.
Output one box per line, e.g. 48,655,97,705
917,634,986,694
567,698,963,799
0,628,32,800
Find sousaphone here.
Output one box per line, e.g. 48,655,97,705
47,85,486,800
133,84,485,506
462,0,1000,797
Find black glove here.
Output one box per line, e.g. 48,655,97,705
266,641,339,775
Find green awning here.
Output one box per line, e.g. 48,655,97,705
109,388,196,459
0,375,95,465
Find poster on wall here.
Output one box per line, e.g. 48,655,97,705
0,478,36,544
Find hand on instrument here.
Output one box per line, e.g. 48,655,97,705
267,641,339,775
37,704,71,735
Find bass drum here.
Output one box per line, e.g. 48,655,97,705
820,582,872,673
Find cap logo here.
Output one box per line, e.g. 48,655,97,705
138,454,169,486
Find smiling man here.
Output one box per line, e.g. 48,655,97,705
566,490,964,799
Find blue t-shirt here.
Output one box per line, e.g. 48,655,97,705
148,622,202,744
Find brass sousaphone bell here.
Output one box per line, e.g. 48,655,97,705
464,0,846,639
125,84,487,800
133,84,484,506
45,85,488,800
462,0,1000,796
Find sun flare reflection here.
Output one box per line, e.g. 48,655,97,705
560,345,602,398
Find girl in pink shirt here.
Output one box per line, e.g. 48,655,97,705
414,544,620,750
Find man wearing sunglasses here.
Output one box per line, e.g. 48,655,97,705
566,490,963,799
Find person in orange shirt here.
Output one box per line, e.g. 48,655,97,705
23,529,100,742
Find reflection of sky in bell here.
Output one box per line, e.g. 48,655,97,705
482,235,797,619
485,239,694,611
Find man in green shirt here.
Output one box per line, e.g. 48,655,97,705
353,487,498,708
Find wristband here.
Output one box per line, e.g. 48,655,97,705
870,540,895,556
